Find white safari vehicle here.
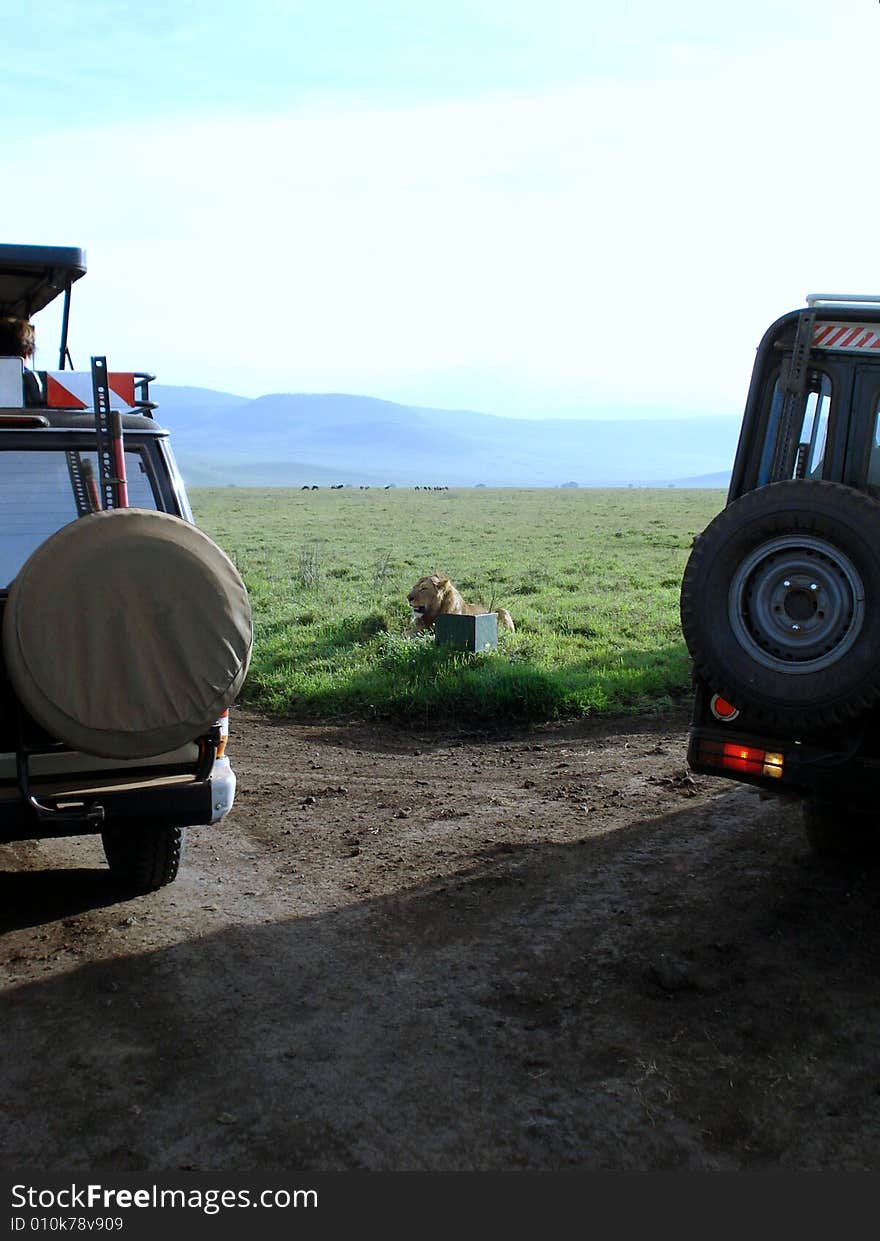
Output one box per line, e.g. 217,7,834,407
0,244,252,891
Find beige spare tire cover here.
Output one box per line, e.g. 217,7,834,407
3,508,253,759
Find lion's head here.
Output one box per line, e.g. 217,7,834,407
407,574,452,625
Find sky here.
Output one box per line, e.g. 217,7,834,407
2,1,879,419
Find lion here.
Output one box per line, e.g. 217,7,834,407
407,574,515,634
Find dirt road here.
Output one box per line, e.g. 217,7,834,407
2,707,880,1171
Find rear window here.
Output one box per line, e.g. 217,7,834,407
758,372,832,486
868,402,880,495
0,448,158,586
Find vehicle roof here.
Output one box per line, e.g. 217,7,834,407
0,410,168,435
754,301,880,358
0,245,87,318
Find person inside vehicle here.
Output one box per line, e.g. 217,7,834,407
0,316,43,405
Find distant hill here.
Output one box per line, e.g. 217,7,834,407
150,386,740,488
669,470,731,489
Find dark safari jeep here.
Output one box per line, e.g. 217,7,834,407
0,245,252,891
681,294,880,853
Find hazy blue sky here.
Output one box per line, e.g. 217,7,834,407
3,1,878,417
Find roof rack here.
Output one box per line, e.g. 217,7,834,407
0,245,86,317
806,293,880,307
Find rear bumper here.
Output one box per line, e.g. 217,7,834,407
0,741,200,781
687,726,797,793
0,757,237,842
688,721,880,807
685,675,880,804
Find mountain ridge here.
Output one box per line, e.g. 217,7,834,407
151,385,737,488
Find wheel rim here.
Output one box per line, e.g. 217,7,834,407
728,534,865,673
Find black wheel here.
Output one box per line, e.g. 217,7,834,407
680,480,880,728
803,798,880,859
101,825,186,892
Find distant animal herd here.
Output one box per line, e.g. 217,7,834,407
300,484,450,491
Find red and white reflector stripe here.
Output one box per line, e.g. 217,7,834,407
45,371,137,411
812,322,880,353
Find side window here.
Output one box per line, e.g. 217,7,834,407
758,372,832,485
800,376,831,478
868,403,880,493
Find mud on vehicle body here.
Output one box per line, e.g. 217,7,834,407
0,245,252,891
681,294,880,854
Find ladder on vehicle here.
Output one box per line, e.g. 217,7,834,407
769,309,817,483
64,355,129,515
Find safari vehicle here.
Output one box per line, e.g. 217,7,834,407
0,244,252,891
681,294,880,853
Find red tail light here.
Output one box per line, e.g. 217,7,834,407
696,738,784,779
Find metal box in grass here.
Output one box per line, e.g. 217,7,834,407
434,613,497,652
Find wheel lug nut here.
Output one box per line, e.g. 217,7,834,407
791,624,800,631
809,583,818,591
783,579,791,588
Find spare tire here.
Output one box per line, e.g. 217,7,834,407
680,480,880,729
3,508,253,759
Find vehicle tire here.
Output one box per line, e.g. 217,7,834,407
802,798,880,859
3,508,252,759
101,825,186,892
680,480,880,729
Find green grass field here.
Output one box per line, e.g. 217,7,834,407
190,487,725,725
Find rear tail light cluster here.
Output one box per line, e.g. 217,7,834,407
695,737,784,779
216,710,229,758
